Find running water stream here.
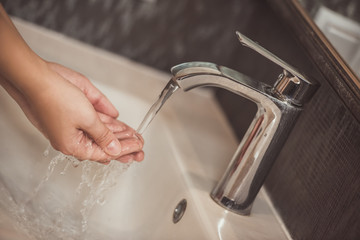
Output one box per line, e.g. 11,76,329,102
137,80,179,134
6,149,133,240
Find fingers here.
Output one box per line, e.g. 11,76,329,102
102,118,145,163
76,114,144,164
98,112,144,144
116,151,145,163
90,91,119,119
70,129,144,163
83,117,123,157
100,115,145,164
98,151,145,165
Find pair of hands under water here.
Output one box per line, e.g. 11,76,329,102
0,4,144,164
2,60,145,164
34,62,144,164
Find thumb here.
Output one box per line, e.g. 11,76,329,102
85,119,122,157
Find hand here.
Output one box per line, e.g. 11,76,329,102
45,62,145,163
1,61,144,163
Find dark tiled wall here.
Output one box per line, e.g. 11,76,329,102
267,1,360,239
266,79,360,239
2,0,360,239
0,0,270,73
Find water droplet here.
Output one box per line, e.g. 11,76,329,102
43,144,51,157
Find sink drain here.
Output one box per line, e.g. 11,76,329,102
173,199,187,224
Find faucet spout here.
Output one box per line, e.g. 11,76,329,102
170,33,318,216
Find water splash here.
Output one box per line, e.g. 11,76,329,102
2,147,133,240
42,144,51,157
76,159,132,232
24,152,66,204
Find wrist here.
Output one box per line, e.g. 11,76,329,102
15,57,54,100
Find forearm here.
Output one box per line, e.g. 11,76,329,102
0,4,48,98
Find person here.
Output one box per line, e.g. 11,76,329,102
0,4,144,164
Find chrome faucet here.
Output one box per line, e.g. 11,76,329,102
170,32,318,215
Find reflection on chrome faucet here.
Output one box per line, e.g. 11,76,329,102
170,32,318,215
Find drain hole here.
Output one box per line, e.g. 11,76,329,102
173,199,187,224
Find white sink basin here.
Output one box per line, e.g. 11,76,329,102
0,18,289,240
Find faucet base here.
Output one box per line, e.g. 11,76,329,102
210,194,252,216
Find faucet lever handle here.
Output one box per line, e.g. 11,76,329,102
236,32,309,83
236,31,317,106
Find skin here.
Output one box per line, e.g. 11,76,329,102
0,4,144,164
